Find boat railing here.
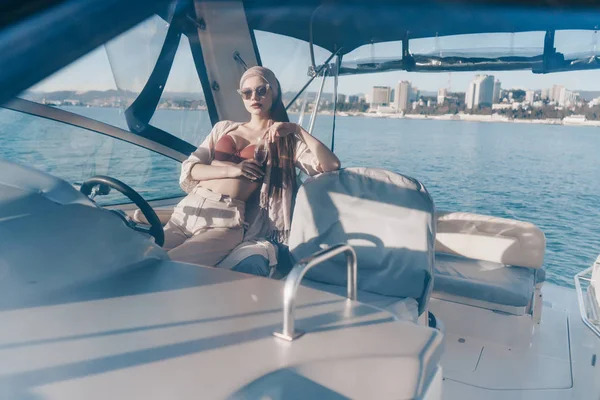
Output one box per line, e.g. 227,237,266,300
574,264,600,339
273,243,357,341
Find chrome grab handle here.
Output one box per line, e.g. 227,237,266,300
273,244,357,341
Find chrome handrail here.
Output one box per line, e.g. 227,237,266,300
574,265,600,339
307,68,328,135
273,244,357,341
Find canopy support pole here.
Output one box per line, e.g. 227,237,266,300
331,53,341,151
285,48,342,111
543,30,557,72
308,68,328,135
402,33,415,71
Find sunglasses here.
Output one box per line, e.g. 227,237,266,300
237,84,270,100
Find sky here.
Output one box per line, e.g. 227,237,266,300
31,16,600,97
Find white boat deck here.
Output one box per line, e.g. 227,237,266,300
432,283,600,399
0,261,443,400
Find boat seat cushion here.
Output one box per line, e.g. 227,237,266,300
216,240,278,277
303,280,420,323
433,253,535,308
227,255,271,277
436,211,546,269
289,167,435,314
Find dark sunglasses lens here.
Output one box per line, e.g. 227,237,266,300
240,90,252,99
256,86,268,97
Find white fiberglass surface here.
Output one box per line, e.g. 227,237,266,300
432,284,600,399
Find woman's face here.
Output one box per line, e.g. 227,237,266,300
239,76,274,119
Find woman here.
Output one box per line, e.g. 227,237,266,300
163,66,340,267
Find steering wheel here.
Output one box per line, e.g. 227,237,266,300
80,175,165,247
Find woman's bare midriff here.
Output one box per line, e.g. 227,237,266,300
199,178,261,202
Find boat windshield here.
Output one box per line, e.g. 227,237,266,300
1,12,212,205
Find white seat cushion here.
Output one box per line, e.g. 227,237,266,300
289,167,435,314
436,211,545,269
433,253,536,313
303,279,420,323
216,240,278,277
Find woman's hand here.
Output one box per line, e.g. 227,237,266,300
266,122,298,143
227,159,264,181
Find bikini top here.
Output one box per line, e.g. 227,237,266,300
214,135,256,164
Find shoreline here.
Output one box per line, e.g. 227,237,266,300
55,104,600,128
314,111,600,127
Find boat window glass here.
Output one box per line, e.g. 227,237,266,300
105,15,211,146
22,13,212,148
555,30,600,58
22,46,128,129
104,15,170,111
148,34,212,146
253,30,335,149
0,107,184,205
411,32,545,57
344,32,546,61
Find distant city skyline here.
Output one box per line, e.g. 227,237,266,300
366,75,594,109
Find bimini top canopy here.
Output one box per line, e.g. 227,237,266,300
244,0,600,55
244,1,600,76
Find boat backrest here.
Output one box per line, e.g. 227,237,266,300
435,211,546,270
289,167,436,315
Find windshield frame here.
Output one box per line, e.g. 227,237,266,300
2,98,191,162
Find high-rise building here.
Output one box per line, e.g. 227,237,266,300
394,81,411,111
466,75,495,109
437,88,447,104
465,81,476,109
558,87,577,107
526,90,535,105
348,95,359,104
337,94,347,104
541,88,549,100
551,85,564,103
370,86,391,107
493,79,502,103
478,76,495,107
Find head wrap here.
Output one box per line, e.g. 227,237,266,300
239,66,288,123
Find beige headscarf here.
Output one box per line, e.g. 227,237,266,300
239,66,296,244
239,66,289,123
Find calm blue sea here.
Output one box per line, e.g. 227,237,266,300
1,106,599,288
